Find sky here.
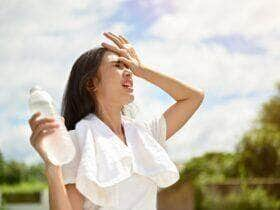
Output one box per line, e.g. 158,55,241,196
0,0,279,165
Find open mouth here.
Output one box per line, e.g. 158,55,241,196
122,84,134,91
121,81,133,92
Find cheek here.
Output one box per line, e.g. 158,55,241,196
110,68,123,81
101,71,122,91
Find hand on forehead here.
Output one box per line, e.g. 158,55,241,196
107,53,120,62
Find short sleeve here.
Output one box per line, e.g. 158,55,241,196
142,114,167,149
61,129,81,185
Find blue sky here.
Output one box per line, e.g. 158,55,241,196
201,33,266,55
0,0,279,165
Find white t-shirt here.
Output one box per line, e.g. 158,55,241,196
61,113,179,210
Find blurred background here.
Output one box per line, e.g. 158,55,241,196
0,0,279,209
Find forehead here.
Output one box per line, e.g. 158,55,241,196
102,51,120,64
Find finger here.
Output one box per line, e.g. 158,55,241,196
103,32,123,49
29,131,34,145
32,122,60,141
119,35,129,44
33,128,56,146
28,112,41,127
107,32,125,45
32,117,56,132
36,121,60,134
117,35,126,44
118,57,132,68
101,42,130,59
33,118,58,134
30,122,58,146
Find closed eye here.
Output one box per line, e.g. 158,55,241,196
115,61,127,69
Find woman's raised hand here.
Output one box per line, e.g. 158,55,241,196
28,112,63,166
101,32,144,77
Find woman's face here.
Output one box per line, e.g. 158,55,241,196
94,51,134,107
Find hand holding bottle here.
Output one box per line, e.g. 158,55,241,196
28,86,76,165
28,111,65,166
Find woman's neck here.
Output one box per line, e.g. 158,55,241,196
95,103,123,136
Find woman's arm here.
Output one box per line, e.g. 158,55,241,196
138,65,204,140
45,164,80,210
101,32,205,140
28,113,84,209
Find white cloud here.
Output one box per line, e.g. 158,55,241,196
167,94,270,163
135,39,279,97
149,0,280,41
0,0,127,164
131,0,280,163
0,0,279,166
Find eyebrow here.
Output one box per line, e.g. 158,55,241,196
110,60,122,65
110,60,128,68
110,60,119,63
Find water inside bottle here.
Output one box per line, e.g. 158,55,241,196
28,87,76,166
29,101,57,120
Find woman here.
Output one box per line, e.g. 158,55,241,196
28,32,204,210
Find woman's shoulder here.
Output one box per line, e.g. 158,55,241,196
67,129,82,151
68,129,78,140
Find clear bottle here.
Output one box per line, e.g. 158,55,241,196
28,85,76,166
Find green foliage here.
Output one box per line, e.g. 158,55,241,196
179,82,280,210
2,160,25,184
179,82,280,183
0,198,8,210
257,81,280,129
201,186,280,210
234,82,280,178
24,163,47,183
0,151,4,183
236,124,280,178
180,152,240,184
0,154,46,185
0,181,47,194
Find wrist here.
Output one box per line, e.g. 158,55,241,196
135,63,148,78
45,163,61,178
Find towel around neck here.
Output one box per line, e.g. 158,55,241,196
72,112,180,207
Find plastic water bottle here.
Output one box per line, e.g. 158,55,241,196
28,85,76,166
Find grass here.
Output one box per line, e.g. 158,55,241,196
0,181,48,194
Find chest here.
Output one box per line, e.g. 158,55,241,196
114,125,128,147
83,174,158,210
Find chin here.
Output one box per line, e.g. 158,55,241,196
123,95,134,105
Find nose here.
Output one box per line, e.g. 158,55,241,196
124,68,133,77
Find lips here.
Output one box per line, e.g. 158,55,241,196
121,79,133,88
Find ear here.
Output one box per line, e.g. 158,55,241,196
86,77,98,92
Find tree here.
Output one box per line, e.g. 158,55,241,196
236,125,280,177
236,81,280,178
257,82,280,129
180,151,239,183
0,150,5,183
3,160,26,184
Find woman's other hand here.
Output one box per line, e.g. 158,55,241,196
28,112,63,166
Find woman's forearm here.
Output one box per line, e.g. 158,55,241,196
138,64,204,101
45,164,73,210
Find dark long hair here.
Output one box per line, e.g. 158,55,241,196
61,46,108,130
61,46,140,131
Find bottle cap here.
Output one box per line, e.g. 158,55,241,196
29,85,42,94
